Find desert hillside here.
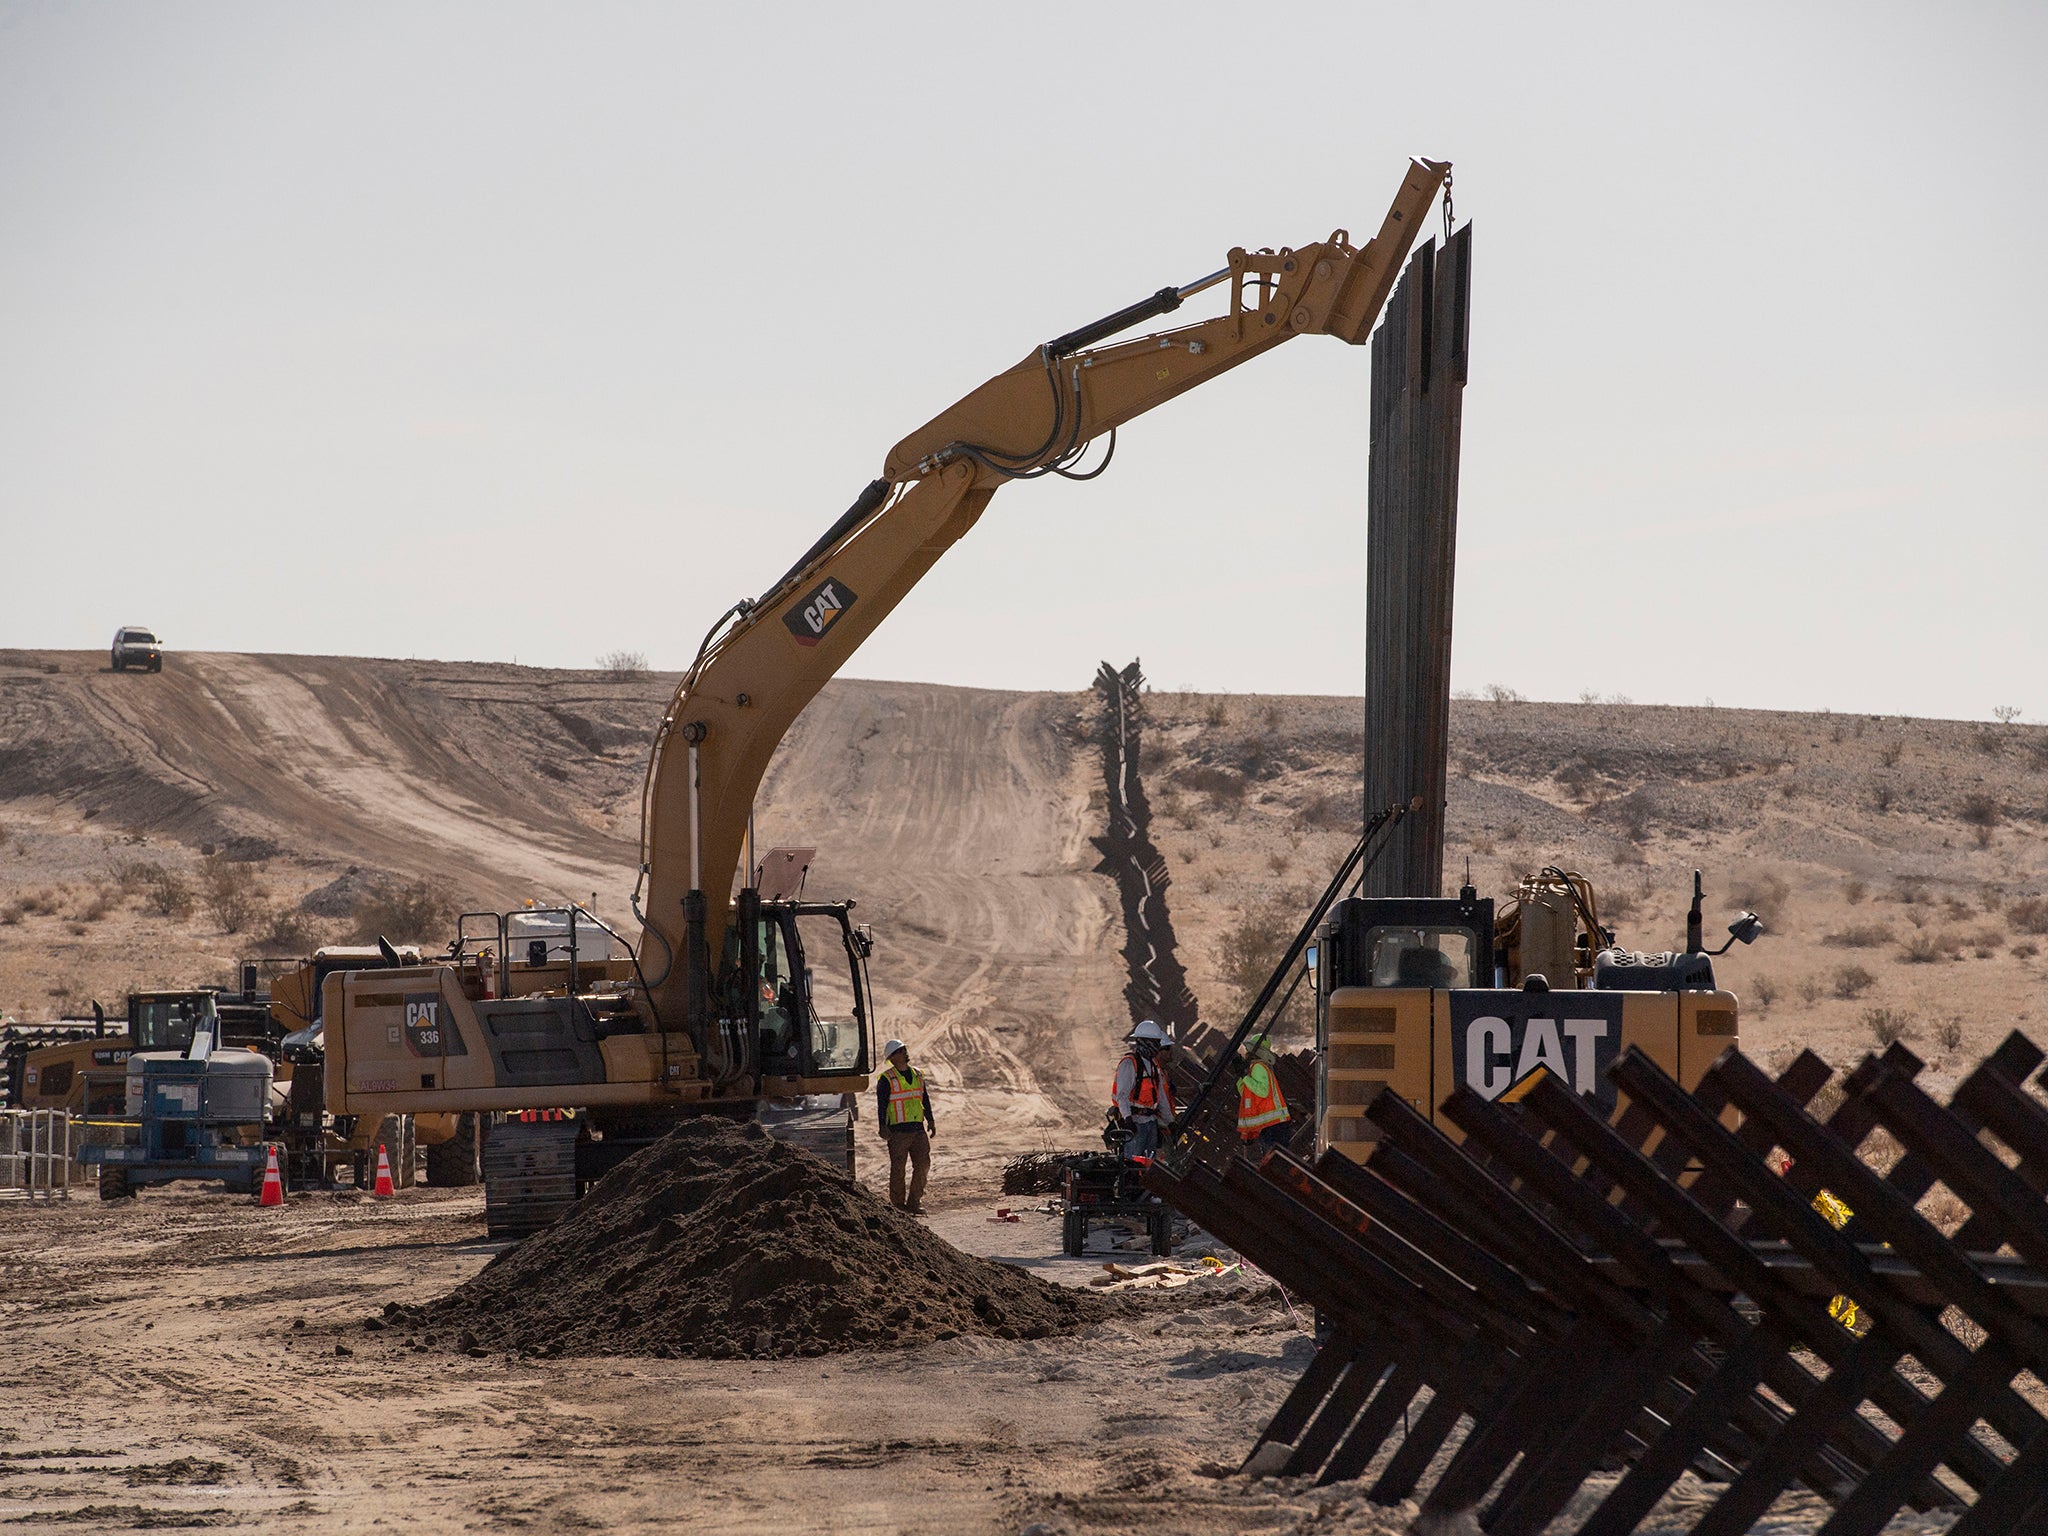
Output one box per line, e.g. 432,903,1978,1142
2,648,2044,1142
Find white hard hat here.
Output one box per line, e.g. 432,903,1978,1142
881,1039,908,1059
1128,1019,1169,1044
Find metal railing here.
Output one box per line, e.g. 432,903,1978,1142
0,1109,76,1199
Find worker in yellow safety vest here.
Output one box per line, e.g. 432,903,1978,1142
1236,1032,1293,1151
875,1039,936,1215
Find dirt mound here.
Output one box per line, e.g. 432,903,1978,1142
416,1119,1110,1358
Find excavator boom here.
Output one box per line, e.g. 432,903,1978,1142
638,159,1451,1032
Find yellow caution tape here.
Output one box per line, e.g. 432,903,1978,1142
1811,1187,1860,1331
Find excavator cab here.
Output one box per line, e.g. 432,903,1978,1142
129,993,219,1055
723,900,872,1087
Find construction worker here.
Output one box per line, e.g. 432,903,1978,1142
875,1039,935,1215
1112,1019,1176,1160
1235,1032,1293,1151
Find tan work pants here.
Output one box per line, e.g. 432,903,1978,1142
885,1126,930,1211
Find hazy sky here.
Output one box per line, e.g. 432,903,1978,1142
2,2,2042,720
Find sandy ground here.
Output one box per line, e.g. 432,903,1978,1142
0,1171,1343,1535
2,651,2045,1529
0,1169,1966,1536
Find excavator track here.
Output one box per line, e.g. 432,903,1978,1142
481,1116,580,1240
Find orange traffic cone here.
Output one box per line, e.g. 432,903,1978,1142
259,1143,285,1207
372,1143,396,1198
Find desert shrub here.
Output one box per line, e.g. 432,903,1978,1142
1259,699,1284,732
1822,925,1891,949
1798,976,1824,1005
1935,1018,1964,1053
1973,729,2005,756
1831,965,1876,1000
263,904,323,954
1873,785,1895,814
1959,793,2001,847
1220,899,1307,1027
1140,735,1179,772
1202,697,1229,728
1899,931,1946,965
1602,886,1639,921
0,904,20,926
1294,791,1356,833
351,881,453,946
200,855,265,934
1864,1007,1914,1048
1482,683,1526,703
1266,851,1291,876
75,889,114,924
144,868,193,919
1843,878,1867,905
1730,874,1790,925
1749,974,1779,1011
1809,1078,1847,1124
1920,1188,1969,1237
2008,897,2048,936
2013,942,2040,960
0,822,9,848
1168,762,1246,808
597,649,649,680
1878,740,1904,768
110,859,159,895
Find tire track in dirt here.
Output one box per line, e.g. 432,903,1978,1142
1,653,1131,1156
750,681,1128,1155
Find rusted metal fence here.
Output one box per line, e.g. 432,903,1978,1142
1361,224,1471,899
1090,660,1199,1035
1149,1031,2048,1534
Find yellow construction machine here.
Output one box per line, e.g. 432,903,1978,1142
320,159,1455,1231
1312,866,1759,1157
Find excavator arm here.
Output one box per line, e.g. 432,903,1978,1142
638,158,1450,1037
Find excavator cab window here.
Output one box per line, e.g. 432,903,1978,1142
754,918,803,1074
131,994,218,1053
1365,928,1479,990
792,911,867,1074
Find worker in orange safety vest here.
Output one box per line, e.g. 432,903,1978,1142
1235,1031,1293,1151
1111,1019,1176,1161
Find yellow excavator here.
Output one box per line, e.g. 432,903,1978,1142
321,159,1454,1230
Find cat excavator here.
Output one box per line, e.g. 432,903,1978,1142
322,158,1454,1231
